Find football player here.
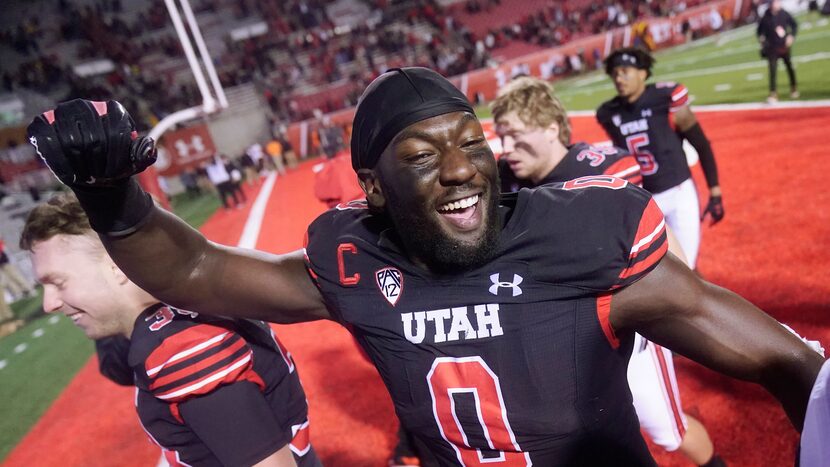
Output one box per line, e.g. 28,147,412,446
27,75,823,466
20,194,320,467
493,76,724,467
597,47,723,270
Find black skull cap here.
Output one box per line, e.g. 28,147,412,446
351,67,475,172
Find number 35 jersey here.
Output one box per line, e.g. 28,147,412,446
596,83,692,194
305,181,668,466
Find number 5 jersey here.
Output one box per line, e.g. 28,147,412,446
596,82,692,194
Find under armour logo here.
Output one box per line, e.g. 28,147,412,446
489,273,523,297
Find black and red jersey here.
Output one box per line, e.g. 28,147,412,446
304,182,668,466
127,304,318,467
596,83,692,194
499,142,642,192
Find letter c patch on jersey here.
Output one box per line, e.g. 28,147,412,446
337,243,360,286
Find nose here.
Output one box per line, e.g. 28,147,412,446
42,285,63,314
439,146,476,186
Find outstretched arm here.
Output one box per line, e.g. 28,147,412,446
610,253,824,430
105,206,329,323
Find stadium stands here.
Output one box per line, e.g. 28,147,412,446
1,0,727,133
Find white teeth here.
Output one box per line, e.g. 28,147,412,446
438,194,479,212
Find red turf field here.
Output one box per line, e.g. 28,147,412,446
5,106,829,467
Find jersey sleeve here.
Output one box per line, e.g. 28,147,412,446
602,150,643,186
528,181,667,292
614,195,668,288
667,82,689,111
304,204,371,322
143,322,259,403
177,381,289,467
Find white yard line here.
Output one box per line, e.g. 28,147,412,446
237,172,278,249
662,28,830,67
714,84,732,92
562,52,830,96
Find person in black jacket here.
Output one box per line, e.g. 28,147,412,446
757,0,798,103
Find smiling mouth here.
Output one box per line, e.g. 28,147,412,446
67,312,83,325
437,194,481,230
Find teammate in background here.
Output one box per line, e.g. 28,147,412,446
28,78,824,465
597,47,723,270
20,194,320,467
756,0,799,103
493,76,725,467
495,77,641,193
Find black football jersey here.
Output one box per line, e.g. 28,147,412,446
128,304,318,467
499,142,642,192
305,182,668,466
596,83,692,194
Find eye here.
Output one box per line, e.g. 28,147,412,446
404,151,435,164
461,137,486,149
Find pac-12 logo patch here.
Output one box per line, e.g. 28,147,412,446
376,267,403,306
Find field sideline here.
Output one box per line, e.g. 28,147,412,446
1,12,829,463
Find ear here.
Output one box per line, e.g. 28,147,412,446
357,168,386,210
546,122,560,143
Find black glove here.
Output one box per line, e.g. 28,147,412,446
701,195,724,225
27,99,156,187
27,99,158,235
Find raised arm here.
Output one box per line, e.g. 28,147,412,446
107,206,329,323
27,99,330,324
610,253,824,430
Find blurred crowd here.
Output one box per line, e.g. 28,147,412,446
3,0,714,130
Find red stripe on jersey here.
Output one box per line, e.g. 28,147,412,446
91,101,108,116
163,450,192,467
670,85,689,108
619,241,667,281
270,328,296,373
596,294,619,349
42,110,56,124
169,402,184,424
290,420,311,456
604,157,642,186
155,350,254,401
145,324,233,377
149,337,247,390
628,198,666,259
304,251,319,281
653,343,687,439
